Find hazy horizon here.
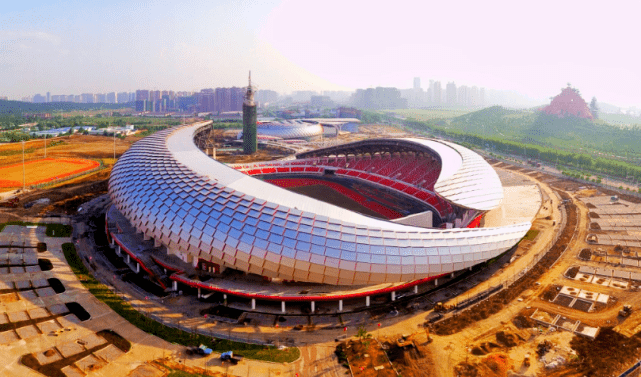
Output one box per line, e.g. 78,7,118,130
2,0,639,108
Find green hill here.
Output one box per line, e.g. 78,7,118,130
438,106,641,156
446,106,536,139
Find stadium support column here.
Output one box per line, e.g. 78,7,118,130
311,301,315,313
251,299,256,310
281,301,286,313
243,71,257,154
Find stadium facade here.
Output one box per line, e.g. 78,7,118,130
106,121,531,307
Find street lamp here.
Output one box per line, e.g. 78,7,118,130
22,140,26,190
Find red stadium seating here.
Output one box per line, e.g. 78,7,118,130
234,153,450,217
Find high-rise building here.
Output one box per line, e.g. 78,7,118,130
470,86,480,107
106,92,116,104
458,85,469,106
480,88,485,107
136,90,150,101
135,90,149,111
81,93,94,103
256,90,278,105
196,89,216,113
352,87,407,109
432,82,442,105
446,82,457,105
117,92,129,104
46,92,50,103
95,93,106,103
310,95,333,107
33,94,46,103
230,87,244,111
413,77,421,90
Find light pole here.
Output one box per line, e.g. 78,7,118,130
44,133,47,158
22,140,26,190
113,127,116,161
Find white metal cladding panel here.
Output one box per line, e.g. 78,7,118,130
432,139,504,211
108,122,531,285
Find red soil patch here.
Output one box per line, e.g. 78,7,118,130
0,158,99,187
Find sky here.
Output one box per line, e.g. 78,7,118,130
1,0,639,107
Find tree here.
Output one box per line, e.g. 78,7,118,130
356,325,371,341
590,97,599,119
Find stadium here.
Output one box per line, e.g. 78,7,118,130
106,121,532,312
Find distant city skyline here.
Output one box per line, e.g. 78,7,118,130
2,0,639,107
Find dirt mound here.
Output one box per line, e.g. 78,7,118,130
589,212,600,218
578,249,591,260
566,266,580,278
586,202,596,208
590,222,601,230
495,331,526,348
570,328,641,376
540,285,560,301
455,353,511,377
471,342,501,356
512,315,536,329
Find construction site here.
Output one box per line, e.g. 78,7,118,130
2,124,641,377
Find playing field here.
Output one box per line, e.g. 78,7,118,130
0,158,100,188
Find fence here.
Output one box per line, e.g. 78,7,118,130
30,158,105,190
620,360,641,377
429,190,574,322
482,150,641,199
499,196,574,289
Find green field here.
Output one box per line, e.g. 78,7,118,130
385,108,472,121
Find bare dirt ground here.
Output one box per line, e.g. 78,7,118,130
7,129,641,376
0,134,134,165
420,169,641,377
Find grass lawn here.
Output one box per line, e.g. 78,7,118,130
62,243,300,363
0,221,40,232
46,223,73,237
167,371,210,377
0,222,72,238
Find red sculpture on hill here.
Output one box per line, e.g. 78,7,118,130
541,84,593,120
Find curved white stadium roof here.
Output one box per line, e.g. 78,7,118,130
109,122,531,285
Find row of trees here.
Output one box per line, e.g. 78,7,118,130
403,119,641,185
